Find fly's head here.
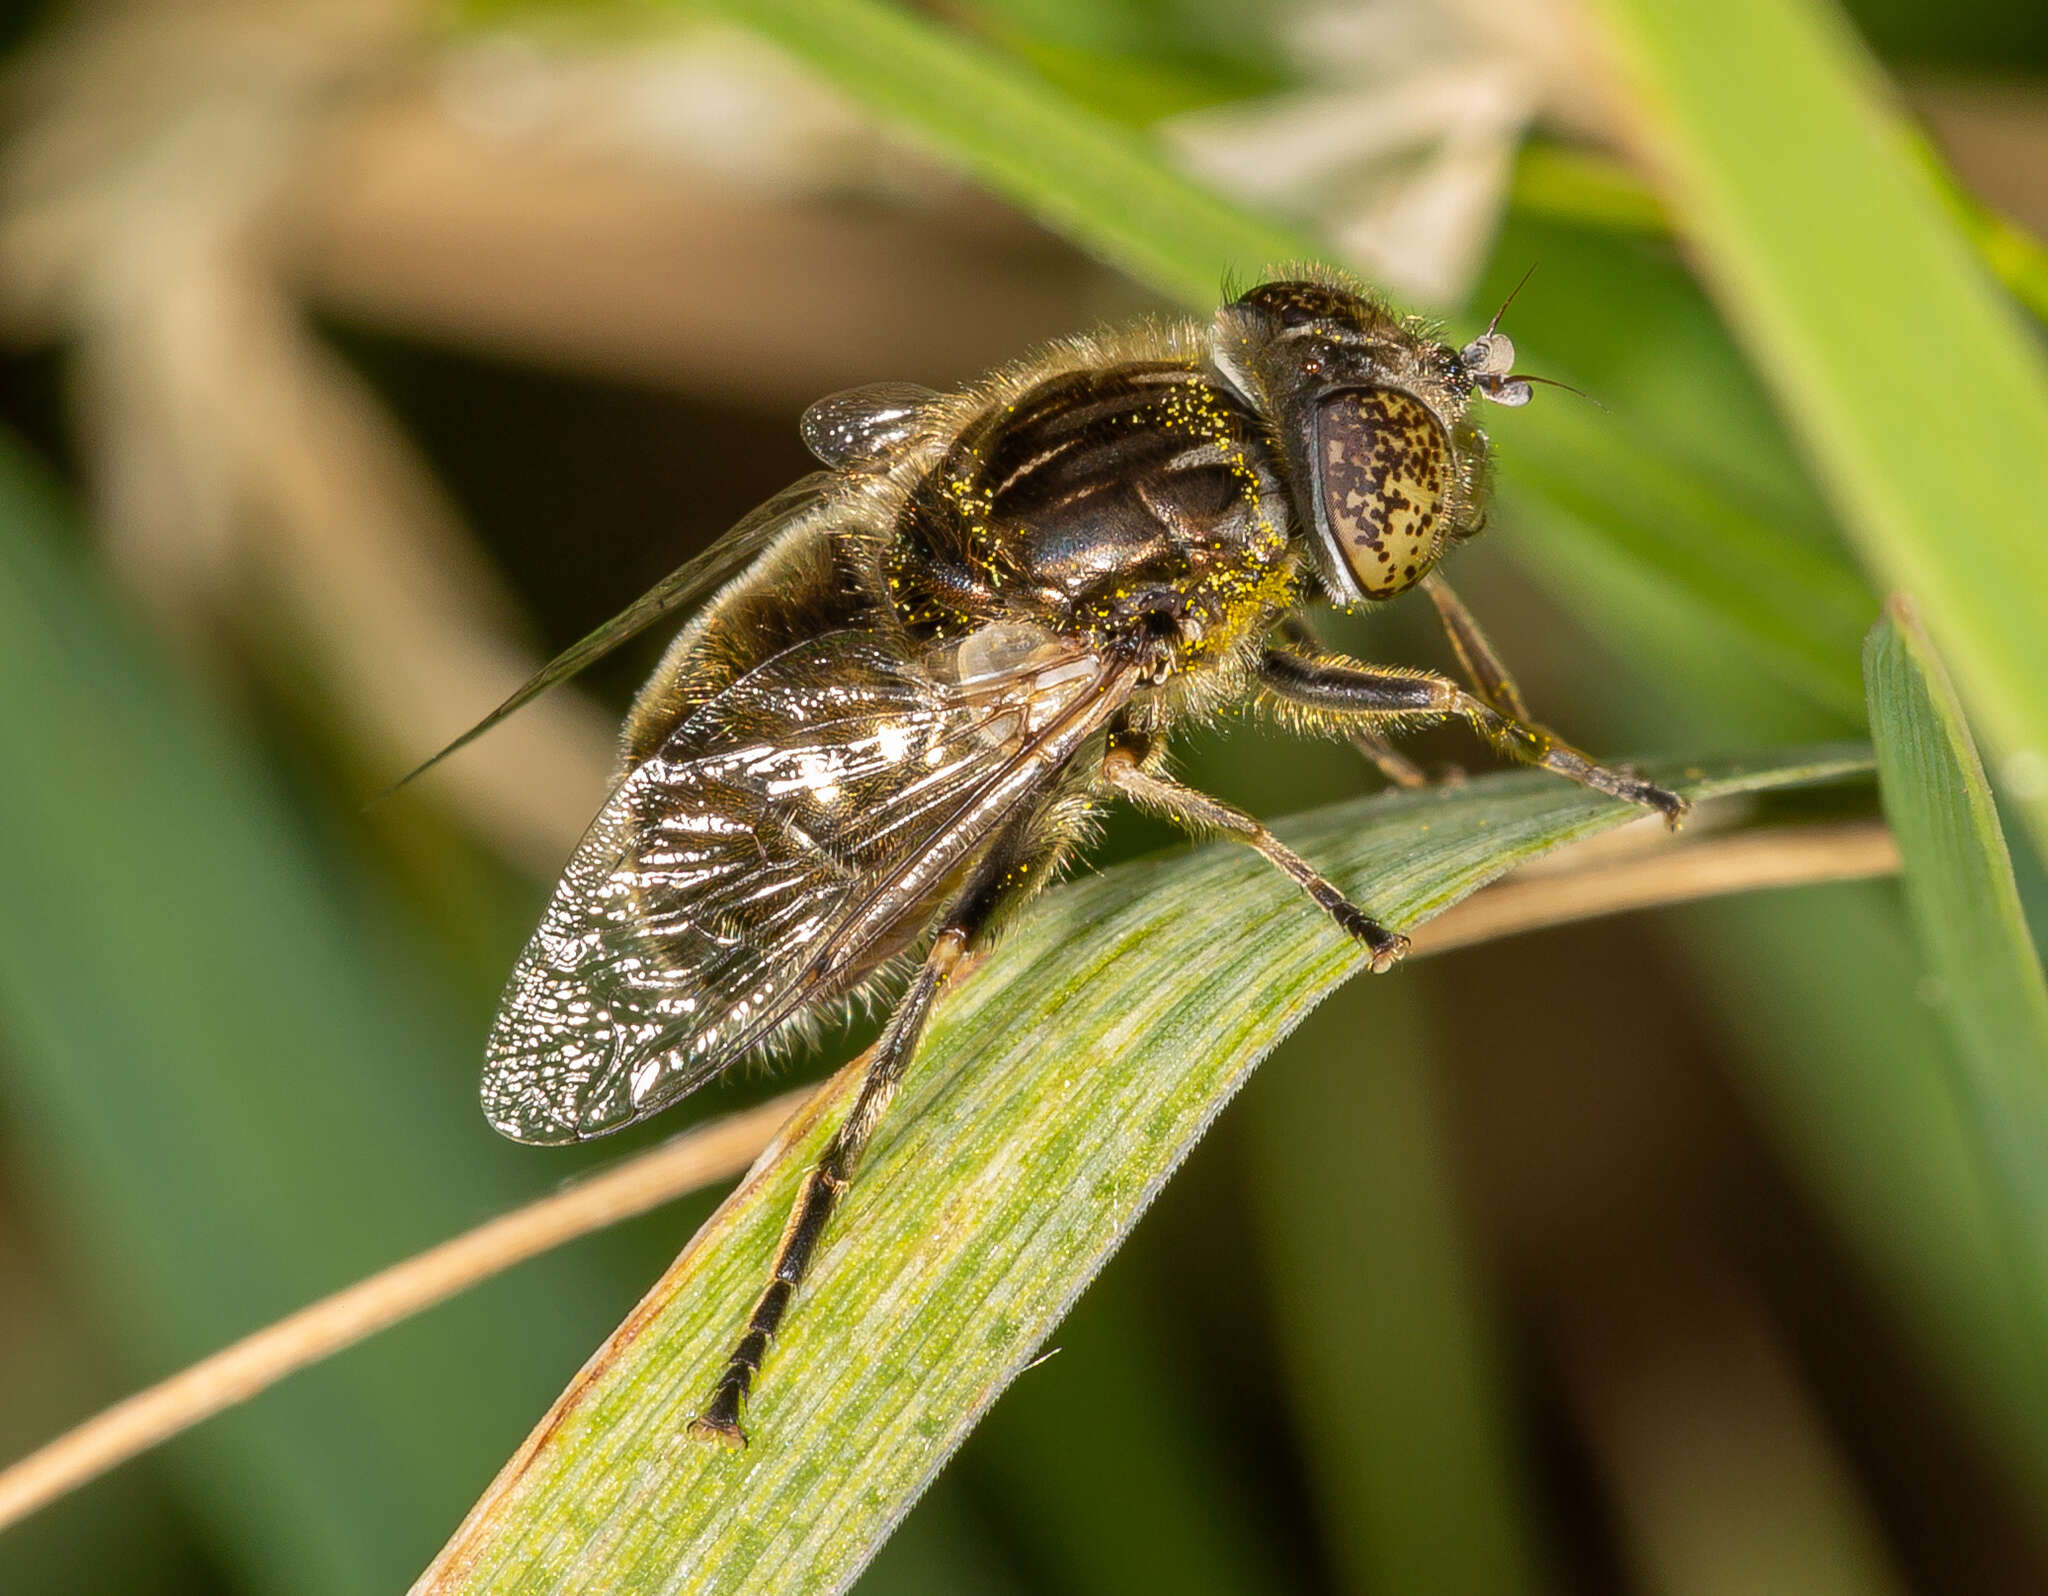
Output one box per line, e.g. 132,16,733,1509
1211,274,1528,607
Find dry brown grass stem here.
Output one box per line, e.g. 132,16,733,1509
0,1088,812,1534
0,816,1895,1535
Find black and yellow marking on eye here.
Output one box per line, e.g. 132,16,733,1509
1317,388,1450,601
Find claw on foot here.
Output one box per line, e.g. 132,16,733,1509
1616,774,1690,831
1329,900,1409,972
1540,745,1689,831
686,1413,748,1451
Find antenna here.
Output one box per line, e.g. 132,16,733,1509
1459,264,1538,382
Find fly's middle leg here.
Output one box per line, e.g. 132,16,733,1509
1099,738,1409,972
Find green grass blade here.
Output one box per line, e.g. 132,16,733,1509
708,0,1319,305
1865,596,2048,1391
0,440,625,1590
1590,0,2048,860
1246,984,1546,1596
1867,597,2048,1101
414,748,1869,1595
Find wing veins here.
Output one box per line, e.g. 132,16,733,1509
385,472,837,793
687,654,1139,1074
484,632,1137,1143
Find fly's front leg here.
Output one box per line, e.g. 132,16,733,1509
1258,649,1689,828
689,842,1021,1448
1275,616,1430,789
1420,578,1686,820
1343,725,1433,790
1100,738,1409,971
1421,574,1530,720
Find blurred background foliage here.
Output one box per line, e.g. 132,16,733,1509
0,0,2044,1591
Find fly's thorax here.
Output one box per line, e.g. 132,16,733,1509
887,359,1297,671
1211,273,1494,608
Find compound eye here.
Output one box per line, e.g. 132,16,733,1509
1316,388,1450,600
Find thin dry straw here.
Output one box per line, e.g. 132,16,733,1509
0,818,1897,1534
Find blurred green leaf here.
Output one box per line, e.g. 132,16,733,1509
965,1271,1295,1596
1509,143,1672,236
709,0,1317,306
0,437,626,1592
1561,553,2048,1537
847,1479,1031,1595
693,0,1879,728
1591,0,2048,860
415,748,1868,1595
1506,139,2048,326
1246,982,1547,1596
1683,885,2048,1537
1500,399,1871,720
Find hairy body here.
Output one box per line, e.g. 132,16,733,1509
467,273,1684,1444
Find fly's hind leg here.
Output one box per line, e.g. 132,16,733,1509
1257,648,1688,827
1100,737,1409,972
688,835,1026,1448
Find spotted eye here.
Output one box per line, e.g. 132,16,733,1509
1315,388,1450,601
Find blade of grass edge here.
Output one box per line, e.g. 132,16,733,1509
1588,0,2048,864
1865,596,2048,1433
412,748,1869,1596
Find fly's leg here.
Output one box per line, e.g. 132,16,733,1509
1345,727,1432,790
1100,739,1409,971
688,839,1025,1448
1258,649,1689,828
1420,583,1685,817
1280,579,1529,787
687,935,961,1448
1274,617,1431,789
1420,574,1531,721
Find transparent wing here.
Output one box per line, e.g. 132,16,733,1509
799,382,940,469
389,472,839,791
482,625,1136,1144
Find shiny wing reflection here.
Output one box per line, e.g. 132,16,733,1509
483,626,1130,1143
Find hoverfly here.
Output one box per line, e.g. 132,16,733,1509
427,269,1684,1447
